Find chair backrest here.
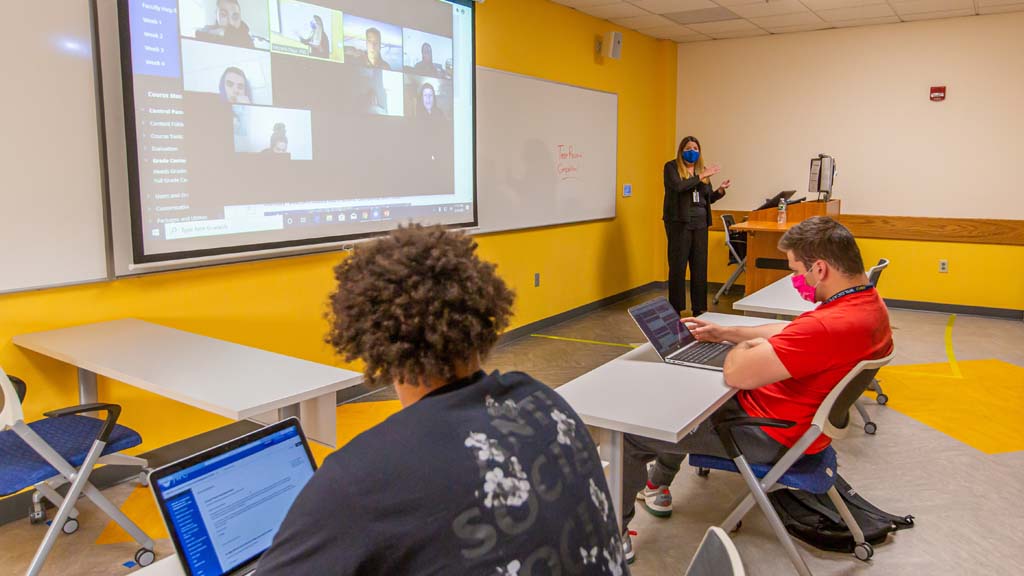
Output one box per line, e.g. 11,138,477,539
0,366,26,429
867,258,889,287
684,526,745,576
721,214,746,264
812,350,895,440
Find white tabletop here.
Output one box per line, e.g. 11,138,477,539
13,319,363,420
731,274,816,317
556,313,783,444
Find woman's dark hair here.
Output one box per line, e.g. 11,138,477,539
312,15,324,29
218,66,252,101
327,224,515,388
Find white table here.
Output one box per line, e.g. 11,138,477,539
732,274,815,317
13,319,363,448
557,312,783,528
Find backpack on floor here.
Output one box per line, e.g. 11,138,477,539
768,474,915,553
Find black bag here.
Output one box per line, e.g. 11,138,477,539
768,474,915,552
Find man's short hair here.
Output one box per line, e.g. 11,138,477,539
327,224,515,387
366,27,381,40
778,216,865,276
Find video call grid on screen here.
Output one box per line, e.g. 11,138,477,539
119,0,476,263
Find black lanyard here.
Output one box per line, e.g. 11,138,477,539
823,284,872,305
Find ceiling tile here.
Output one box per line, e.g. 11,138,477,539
711,0,771,5
627,0,719,13
890,0,973,14
801,0,889,11
611,13,678,27
707,28,772,38
676,33,713,42
751,11,825,27
665,7,742,23
765,21,835,32
978,3,1024,12
689,18,762,32
579,2,650,18
551,0,623,8
898,8,975,19
728,0,812,18
816,3,896,21
637,23,700,37
830,15,901,26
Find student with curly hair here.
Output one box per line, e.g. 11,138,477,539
257,224,628,575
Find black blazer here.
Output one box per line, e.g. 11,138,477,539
662,160,725,225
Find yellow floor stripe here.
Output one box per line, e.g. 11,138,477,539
95,399,402,545
878,359,1024,454
530,334,637,349
944,314,963,378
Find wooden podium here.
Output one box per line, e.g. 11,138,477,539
731,199,841,295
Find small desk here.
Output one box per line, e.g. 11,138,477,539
557,313,782,528
732,274,815,317
13,319,363,448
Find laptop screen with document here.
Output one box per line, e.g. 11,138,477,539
628,297,697,359
151,419,316,576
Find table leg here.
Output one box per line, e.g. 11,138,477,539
599,428,624,531
277,404,300,420
77,368,98,404
299,394,338,449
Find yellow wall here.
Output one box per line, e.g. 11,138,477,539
0,0,678,448
705,231,1024,311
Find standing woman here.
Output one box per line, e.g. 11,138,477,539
663,136,730,315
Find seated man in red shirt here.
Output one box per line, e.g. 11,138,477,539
621,216,892,563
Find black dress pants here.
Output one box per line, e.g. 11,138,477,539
665,220,709,315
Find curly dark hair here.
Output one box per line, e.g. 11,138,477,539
327,224,515,387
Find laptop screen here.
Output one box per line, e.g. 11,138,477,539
153,422,316,576
628,297,696,359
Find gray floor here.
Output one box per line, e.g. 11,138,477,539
2,286,1022,575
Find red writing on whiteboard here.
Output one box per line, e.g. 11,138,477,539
556,144,584,180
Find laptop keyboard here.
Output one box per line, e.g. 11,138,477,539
671,342,732,364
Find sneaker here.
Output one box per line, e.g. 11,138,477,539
622,529,636,564
638,481,673,517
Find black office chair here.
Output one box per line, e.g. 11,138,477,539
713,215,747,305
856,258,891,434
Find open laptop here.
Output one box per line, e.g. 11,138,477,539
628,297,734,371
149,418,317,576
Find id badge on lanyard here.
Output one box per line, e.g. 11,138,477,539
693,190,700,204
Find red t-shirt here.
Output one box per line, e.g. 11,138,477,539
737,287,893,454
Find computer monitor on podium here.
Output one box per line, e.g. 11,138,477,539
809,155,836,201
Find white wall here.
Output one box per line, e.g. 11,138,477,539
676,13,1024,219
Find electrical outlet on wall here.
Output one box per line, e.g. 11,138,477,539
938,259,949,273
623,184,632,197
534,273,540,287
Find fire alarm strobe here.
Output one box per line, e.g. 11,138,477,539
930,86,946,101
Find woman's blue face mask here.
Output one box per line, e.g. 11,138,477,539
682,149,700,163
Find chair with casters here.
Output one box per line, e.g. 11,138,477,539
688,351,896,576
0,367,156,575
713,214,747,305
684,525,746,576
855,258,891,435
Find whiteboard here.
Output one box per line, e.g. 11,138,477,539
0,1,110,293
475,68,617,234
